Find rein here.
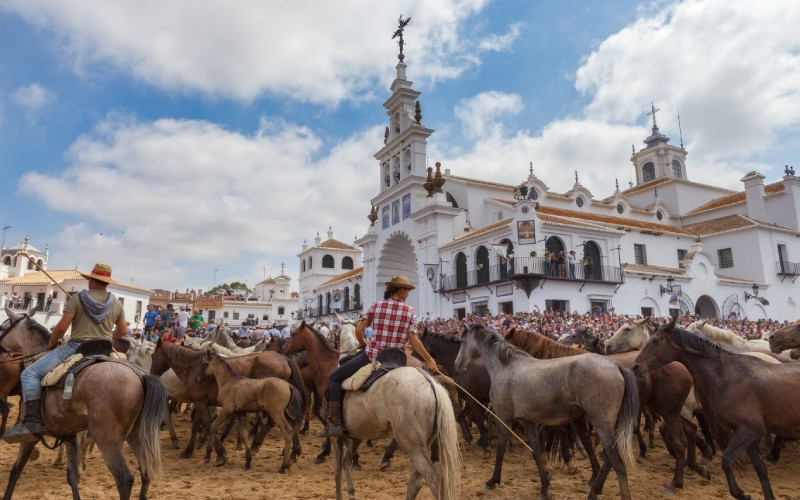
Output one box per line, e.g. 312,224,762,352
0,314,51,363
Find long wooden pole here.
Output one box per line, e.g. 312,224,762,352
18,252,72,298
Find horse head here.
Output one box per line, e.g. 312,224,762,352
0,307,48,354
606,318,651,354
768,320,800,353
633,320,678,376
454,324,482,373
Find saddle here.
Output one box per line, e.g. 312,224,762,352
341,348,407,392
41,340,128,388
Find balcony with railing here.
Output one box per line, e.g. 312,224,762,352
776,260,800,282
440,256,622,292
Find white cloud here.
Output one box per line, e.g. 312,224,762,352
454,91,523,139
19,116,380,287
440,0,800,195
477,22,522,52
2,0,503,104
11,83,55,111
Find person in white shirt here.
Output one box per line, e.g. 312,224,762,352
175,306,191,339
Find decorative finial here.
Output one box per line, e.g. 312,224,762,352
423,167,435,197
615,178,619,191
414,100,422,124
574,170,579,184
647,102,661,130
392,15,411,62
632,144,635,155
433,162,446,193
281,263,285,275
384,126,389,145
654,187,659,198
368,204,378,225
785,165,796,176
529,161,533,176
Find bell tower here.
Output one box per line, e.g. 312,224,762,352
374,17,433,194
630,103,688,185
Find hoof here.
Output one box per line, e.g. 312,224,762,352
700,467,711,480
566,466,577,476
661,487,675,496
352,463,361,472
765,456,778,465
538,493,550,500
180,451,193,460
380,460,391,471
244,463,251,470
314,456,326,465
484,481,497,490
30,448,40,462
278,466,288,474
215,457,227,467
171,441,180,450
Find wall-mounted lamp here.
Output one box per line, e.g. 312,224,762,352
659,276,675,296
744,284,769,305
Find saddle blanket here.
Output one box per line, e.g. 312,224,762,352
342,362,382,391
41,351,126,387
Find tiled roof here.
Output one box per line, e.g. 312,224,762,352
683,214,798,237
622,263,686,277
448,175,516,191
537,213,624,235
316,238,359,251
537,205,695,236
319,267,363,287
715,274,760,285
621,178,674,195
683,182,785,215
440,218,513,249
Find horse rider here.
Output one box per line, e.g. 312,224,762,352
4,263,127,443
318,275,438,438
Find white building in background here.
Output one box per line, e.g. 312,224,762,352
298,50,800,322
0,237,154,329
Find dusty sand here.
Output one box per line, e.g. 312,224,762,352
1,397,798,499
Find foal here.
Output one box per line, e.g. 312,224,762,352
199,350,303,472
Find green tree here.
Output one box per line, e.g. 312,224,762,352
205,281,251,296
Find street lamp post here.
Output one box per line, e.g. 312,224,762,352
213,268,219,288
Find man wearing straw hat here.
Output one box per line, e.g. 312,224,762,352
4,263,127,443
318,275,437,437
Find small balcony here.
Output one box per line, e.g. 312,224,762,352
776,260,800,282
440,256,622,292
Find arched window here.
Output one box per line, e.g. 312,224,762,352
393,112,400,134
317,294,323,316
322,254,334,268
37,259,44,268
545,236,565,256
672,160,682,178
2,256,10,266
354,283,361,308
308,256,313,269
343,286,350,310
341,256,354,270
326,292,331,314
498,239,515,279
642,162,655,182
446,192,459,208
455,252,468,288
475,246,490,284
584,241,603,281
301,259,306,272
27,259,35,270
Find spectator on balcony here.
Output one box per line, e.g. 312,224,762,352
543,249,552,276
557,251,566,277
582,255,593,279
568,251,577,279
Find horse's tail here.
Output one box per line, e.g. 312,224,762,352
285,384,304,430
136,374,167,482
615,365,639,471
427,372,462,500
287,356,308,422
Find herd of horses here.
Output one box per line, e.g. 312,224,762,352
0,304,799,500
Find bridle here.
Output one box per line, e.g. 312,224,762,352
0,313,51,363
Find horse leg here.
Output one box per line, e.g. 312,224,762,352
236,414,252,470
523,422,551,500
634,416,647,459
2,441,37,500
682,417,711,480
94,437,134,500
765,435,784,464
485,419,510,490
343,438,360,500
720,427,757,500
274,413,294,474
474,407,490,451
54,442,66,468
594,427,631,500
251,414,275,454
645,409,656,447
661,414,687,494
208,412,229,467
746,441,775,500
181,405,204,459
315,436,331,464
379,439,399,471
64,436,81,500
163,404,180,450
574,417,601,487
332,436,345,500
695,413,716,458
407,448,440,500
588,450,613,499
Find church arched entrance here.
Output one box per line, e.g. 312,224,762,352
376,233,419,310
584,241,602,280
694,295,719,318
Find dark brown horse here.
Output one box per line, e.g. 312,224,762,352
634,320,800,500
149,340,305,464
768,320,800,353
0,309,165,500
505,327,709,494
0,351,23,435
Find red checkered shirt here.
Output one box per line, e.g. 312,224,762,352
364,298,417,362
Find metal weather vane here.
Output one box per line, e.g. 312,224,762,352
392,15,411,61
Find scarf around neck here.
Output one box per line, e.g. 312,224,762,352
78,289,116,324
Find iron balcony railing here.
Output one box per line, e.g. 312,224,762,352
776,260,800,276
441,256,622,292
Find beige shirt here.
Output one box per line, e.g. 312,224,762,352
64,290,125,341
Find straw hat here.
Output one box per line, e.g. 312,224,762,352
80,263,115,284
384,275,415,290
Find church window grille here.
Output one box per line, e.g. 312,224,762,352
642,162,655,182
672,160,682,178
616,203,624,214
322,255,335,268
576,197,584,207
634,244,647,265
342,256,354,269
718,248,734,269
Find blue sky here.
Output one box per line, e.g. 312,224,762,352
1,0,799,291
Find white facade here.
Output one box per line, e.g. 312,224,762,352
299,54,800,322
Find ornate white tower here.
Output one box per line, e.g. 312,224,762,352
631,103,688,185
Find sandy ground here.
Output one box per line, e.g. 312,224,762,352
1,397,799,500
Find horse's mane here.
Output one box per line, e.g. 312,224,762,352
25,317,51,343
301,323,338,354
687,322,746,349
208,351,240,380
507,329,585,359
159,341,204,368
669,328,735,358
470,324,525,366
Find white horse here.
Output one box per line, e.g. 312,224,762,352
686,321,791,360
335,313,360,361
204,326,265,354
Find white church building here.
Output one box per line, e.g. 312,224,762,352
299,54,800,323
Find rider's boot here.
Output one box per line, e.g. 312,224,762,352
3,400,46,444
316,401,346,438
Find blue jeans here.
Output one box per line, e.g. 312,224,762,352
21,341,80,401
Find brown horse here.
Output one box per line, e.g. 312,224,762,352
198,350,303,471
0,309,165,500
768,320,800,353
634,320,800,500
0,351,23,435
149,340,305,464
504,327,709,494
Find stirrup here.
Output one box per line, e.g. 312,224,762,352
2,423,42,444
